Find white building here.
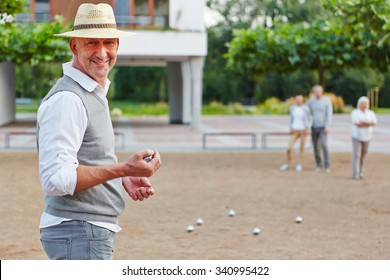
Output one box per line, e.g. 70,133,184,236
0,0,207,129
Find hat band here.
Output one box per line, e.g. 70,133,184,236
73,23,117,30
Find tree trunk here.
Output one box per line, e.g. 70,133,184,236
318,64,325,87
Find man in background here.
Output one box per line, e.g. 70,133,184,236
306,85,333,173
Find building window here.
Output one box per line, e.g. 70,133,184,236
153,0,168,28
115,0,131,26
34,0,51,21
16,0,52,22
133,0,151,26
127,0,169,28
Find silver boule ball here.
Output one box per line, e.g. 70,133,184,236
295,216,303,223
228,209,236,217
196,218,204,226
186,225,194,233
252,227,261,235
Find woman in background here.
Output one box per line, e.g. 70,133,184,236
351,96,377,180
280,95,312,172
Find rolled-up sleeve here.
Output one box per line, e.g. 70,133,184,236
37,91,87,196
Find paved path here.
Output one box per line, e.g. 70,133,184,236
0,113,389,153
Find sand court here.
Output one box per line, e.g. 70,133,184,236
1,151,389,260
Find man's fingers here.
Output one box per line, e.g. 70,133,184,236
152,150,162,166
139,187,149,199
146,187,155,196
135,190,144,201
138,149,155,160
129,192,138,201
140,177,152,188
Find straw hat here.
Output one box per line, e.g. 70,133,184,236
54,3,135,38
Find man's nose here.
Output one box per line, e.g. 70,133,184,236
96,44,108,58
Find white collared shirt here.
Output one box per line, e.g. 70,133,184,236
351,108,377,142
37,62,121,232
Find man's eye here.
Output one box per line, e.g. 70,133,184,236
87,41,98,45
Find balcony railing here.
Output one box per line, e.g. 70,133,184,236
16,13,52,22
16,13,169,29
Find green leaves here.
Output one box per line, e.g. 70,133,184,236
0,0,27,15
0,16,71,65
226,0,390,84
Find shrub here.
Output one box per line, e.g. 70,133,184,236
256,97,289,114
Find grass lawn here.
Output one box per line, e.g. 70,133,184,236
16,99,390,116
375,108,390,114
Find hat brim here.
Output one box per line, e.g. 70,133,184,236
54,28,135,38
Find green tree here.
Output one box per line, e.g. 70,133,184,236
226,0,390,87
205,0,324,104
0,16,71,65
326,68,384,106
324,0,390,71
227,19,366,86
0,0,27,15
0,0,71,65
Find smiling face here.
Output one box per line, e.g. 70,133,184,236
70,37,119,87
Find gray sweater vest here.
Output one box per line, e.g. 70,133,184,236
38,75,125,224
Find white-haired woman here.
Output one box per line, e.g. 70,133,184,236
351,96,377,180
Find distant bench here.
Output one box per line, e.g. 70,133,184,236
202,131,291,150
3,131,37,149
202,132,257,149
2,130,125,149
260,132,290,149
15,98,33,105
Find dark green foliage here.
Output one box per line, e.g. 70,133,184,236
113,66,168,102
16,63,62,99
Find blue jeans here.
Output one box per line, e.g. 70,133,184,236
40,220,116,260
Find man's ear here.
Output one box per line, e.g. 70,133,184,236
116,38,120,50
69,38,77,55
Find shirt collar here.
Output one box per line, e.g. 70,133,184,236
62,62,111,95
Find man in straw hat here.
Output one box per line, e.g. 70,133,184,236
37,3,161,260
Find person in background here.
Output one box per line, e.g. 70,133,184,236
351,96,377,180
280,95,312,172
306,85,333,173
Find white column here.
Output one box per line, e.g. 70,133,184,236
189,57,205,130
180,61,191,124
0,62,16,126
168,57,205,128
167,62,182,124
167,61,192,125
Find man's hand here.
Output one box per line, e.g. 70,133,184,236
122,149,161,178
122,176,155,201
74,149,161,194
